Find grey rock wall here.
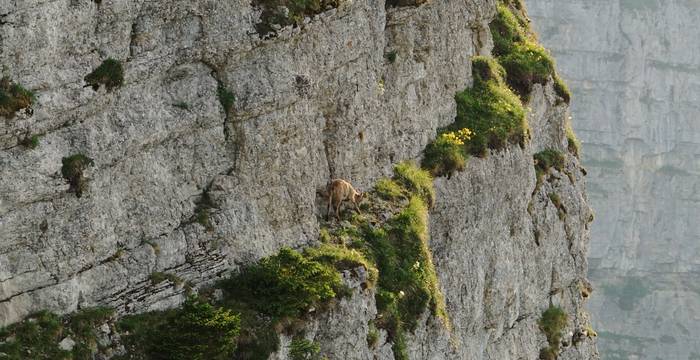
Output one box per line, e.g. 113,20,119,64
1,0,597,358
529,0,700,358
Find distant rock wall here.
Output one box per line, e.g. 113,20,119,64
529,0,700,358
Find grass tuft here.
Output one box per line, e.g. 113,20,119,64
61,154,94,198
393,161,435,208
0,77,33,119
451,57,527,156
538,306,568,359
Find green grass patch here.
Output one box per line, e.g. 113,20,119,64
289,338,321,360
393,161,435,208
0,77,33,118
304,244,378,287
84,58,124,91
0,308,113,360
223,248,345,319
375,177,404,200
565,123,580,158
490,4,527,57
534,149,565,182
538,305,567,359
554,75,572,104
61,154,94,198
498,41,555,98
451,56,527,156
421,129,472,178
490,2,563,100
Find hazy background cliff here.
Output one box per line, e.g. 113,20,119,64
529,0,700,359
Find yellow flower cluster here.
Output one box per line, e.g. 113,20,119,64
439,128,473,146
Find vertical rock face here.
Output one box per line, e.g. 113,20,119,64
0,0,596,358
529,0,700,358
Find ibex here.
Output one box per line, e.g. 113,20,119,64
326,179,363,220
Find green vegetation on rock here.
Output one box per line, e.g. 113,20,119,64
451,56,527,157
0,308,113,360
118,297,240,360
84,59,124,91
0,77,33,118
253,0,344,36
538,305,568,360
61,154,94,198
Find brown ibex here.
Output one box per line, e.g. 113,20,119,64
326,179,363,220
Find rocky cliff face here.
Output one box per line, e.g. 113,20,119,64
1,0,596,359
529,0,700,359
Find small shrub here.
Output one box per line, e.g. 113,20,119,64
421,129,472,178
538,305,567,358
224,248,343,318
385,50,398,63
19,134,40,149
0,77,33,119
499,41,555,98
142,297,240,360
289,338,320,360
393,161,435,208
453,57,527,156
534,149,565,181
554,75,571,104
84,58,124,91
61,154,94,198
375,177,403,200
217,84,235,116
